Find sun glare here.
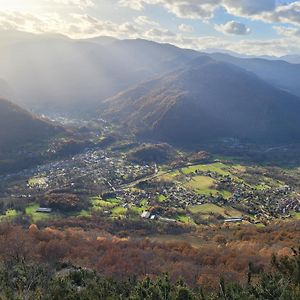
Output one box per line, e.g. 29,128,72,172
0,0,40,11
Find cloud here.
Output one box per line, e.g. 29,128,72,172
135,15,158,26
179,24,194,33
0,7,299,56
0,11,120,37
274,25,300,38
160,0,220,20
0,11,66,33
118,0,275,19
118,0,300,27
145,27,176,42
119,0,220,20
215,21,251,35
119,0,145,10
45,0,95,9
67,14,142,37
180,35,300,56
261,1,300,25
222,0,276,16
0,10,164,40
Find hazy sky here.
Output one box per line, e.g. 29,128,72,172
0,0,299,55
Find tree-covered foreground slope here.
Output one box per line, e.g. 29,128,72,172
0,235,299,299
0,220,299,299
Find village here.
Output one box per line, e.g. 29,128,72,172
0,141,300,226
0,147,155,196
106,165,300,225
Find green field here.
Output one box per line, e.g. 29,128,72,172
90,196,132,218
76,210,91,217
158,195,167,202
129,199,150,216
184,175,215,192
188,203,242,218
255,184,271,191
106,197,122,204
130,206,144,214
25,204,52,222
157,162,244,200
182,163,231,176
230,165,247,172
158,170,180,181
0,209,19,221
112,206,127,216
291,212,300,220
91,199,116,209
140,199,148,206
90,196,121,211
28,177,47,187
184,175,231,199
176,214,195,224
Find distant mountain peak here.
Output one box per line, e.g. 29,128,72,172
102,58,300,147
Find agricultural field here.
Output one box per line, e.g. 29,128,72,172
0,209,19,221
25,204,52,222
188,203,242,219
182,162,231,176
183,175,232,198
291,212,300,219
28,177,48,187
1,147,300,227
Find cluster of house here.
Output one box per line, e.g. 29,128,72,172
191,168,300,221
132,168,300,223
14,148,155,199
5,142,300,225
115,183,207,211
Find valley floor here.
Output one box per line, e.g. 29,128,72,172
1,118,300,296
1,147,299,226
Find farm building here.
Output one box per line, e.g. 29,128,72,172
141,211,151,219
224,217,243,223
36,208,52,213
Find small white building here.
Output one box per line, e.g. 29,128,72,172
141,211,151,219
224,217,243,223
36,208,52,213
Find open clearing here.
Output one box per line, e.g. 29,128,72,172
0,209,19,221
112,206,127,216
184,175,231,199
28,177,47,187
182,162,232,176
149,233,205,248
25,204,52,222
188,203,242,218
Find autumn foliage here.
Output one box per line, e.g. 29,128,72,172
0,220,299,291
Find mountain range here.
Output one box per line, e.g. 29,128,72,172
0,31,198,114
1,31,300,147
208,53,300,98
102,56,300,146
1,31,300,116
280,55,300,64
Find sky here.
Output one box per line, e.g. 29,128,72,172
0,0,299,56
